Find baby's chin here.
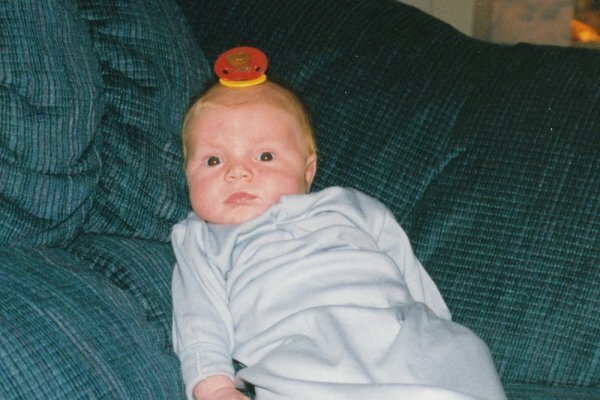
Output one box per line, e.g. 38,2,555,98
203,205,271,225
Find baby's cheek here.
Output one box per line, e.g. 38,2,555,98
188,183,208,211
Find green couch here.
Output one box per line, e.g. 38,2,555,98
1,0,597,399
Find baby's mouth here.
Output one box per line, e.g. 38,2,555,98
224,192,257,205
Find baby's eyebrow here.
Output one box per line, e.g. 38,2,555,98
198,141,226,151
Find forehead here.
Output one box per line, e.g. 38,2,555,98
189,101,305,147
183,82,314,157
193,100,301,129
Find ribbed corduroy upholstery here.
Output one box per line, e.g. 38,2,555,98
0,0,101,246
78,0,210,241
407,43,599,388
0,0,210,398
0,246,184,399
66,234,177,347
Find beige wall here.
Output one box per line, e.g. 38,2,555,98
398,0,480,36
485,0,572,46
398,0,576,46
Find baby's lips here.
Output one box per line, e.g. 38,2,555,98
225,192,258,204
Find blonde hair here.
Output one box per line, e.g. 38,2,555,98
181,81,317,166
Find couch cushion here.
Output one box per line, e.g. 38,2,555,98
0,246,184,399
66,234,176,347
0,0,101,246
407,43,600,387
181,0,479,222
503,383,600,400
77,0,211,241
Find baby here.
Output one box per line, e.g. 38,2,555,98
172,55,506,400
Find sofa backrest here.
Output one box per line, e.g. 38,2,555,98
0,0,211,246
181,0,599,388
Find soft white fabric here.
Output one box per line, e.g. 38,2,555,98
172,187,506,399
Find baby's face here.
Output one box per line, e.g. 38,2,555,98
185,101,317,225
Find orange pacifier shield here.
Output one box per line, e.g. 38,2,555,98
214,46,268,88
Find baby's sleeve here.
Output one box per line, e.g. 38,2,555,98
171,217,236,399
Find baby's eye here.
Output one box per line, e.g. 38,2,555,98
206,156,222,166
258,152,274,162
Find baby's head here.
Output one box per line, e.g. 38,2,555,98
182,81,318,225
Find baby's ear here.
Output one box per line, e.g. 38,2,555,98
304,154,317,191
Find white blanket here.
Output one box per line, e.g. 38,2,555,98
172,187,506,399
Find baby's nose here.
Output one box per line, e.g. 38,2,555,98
226,163,253,181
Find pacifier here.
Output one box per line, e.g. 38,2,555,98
214,46,268,88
